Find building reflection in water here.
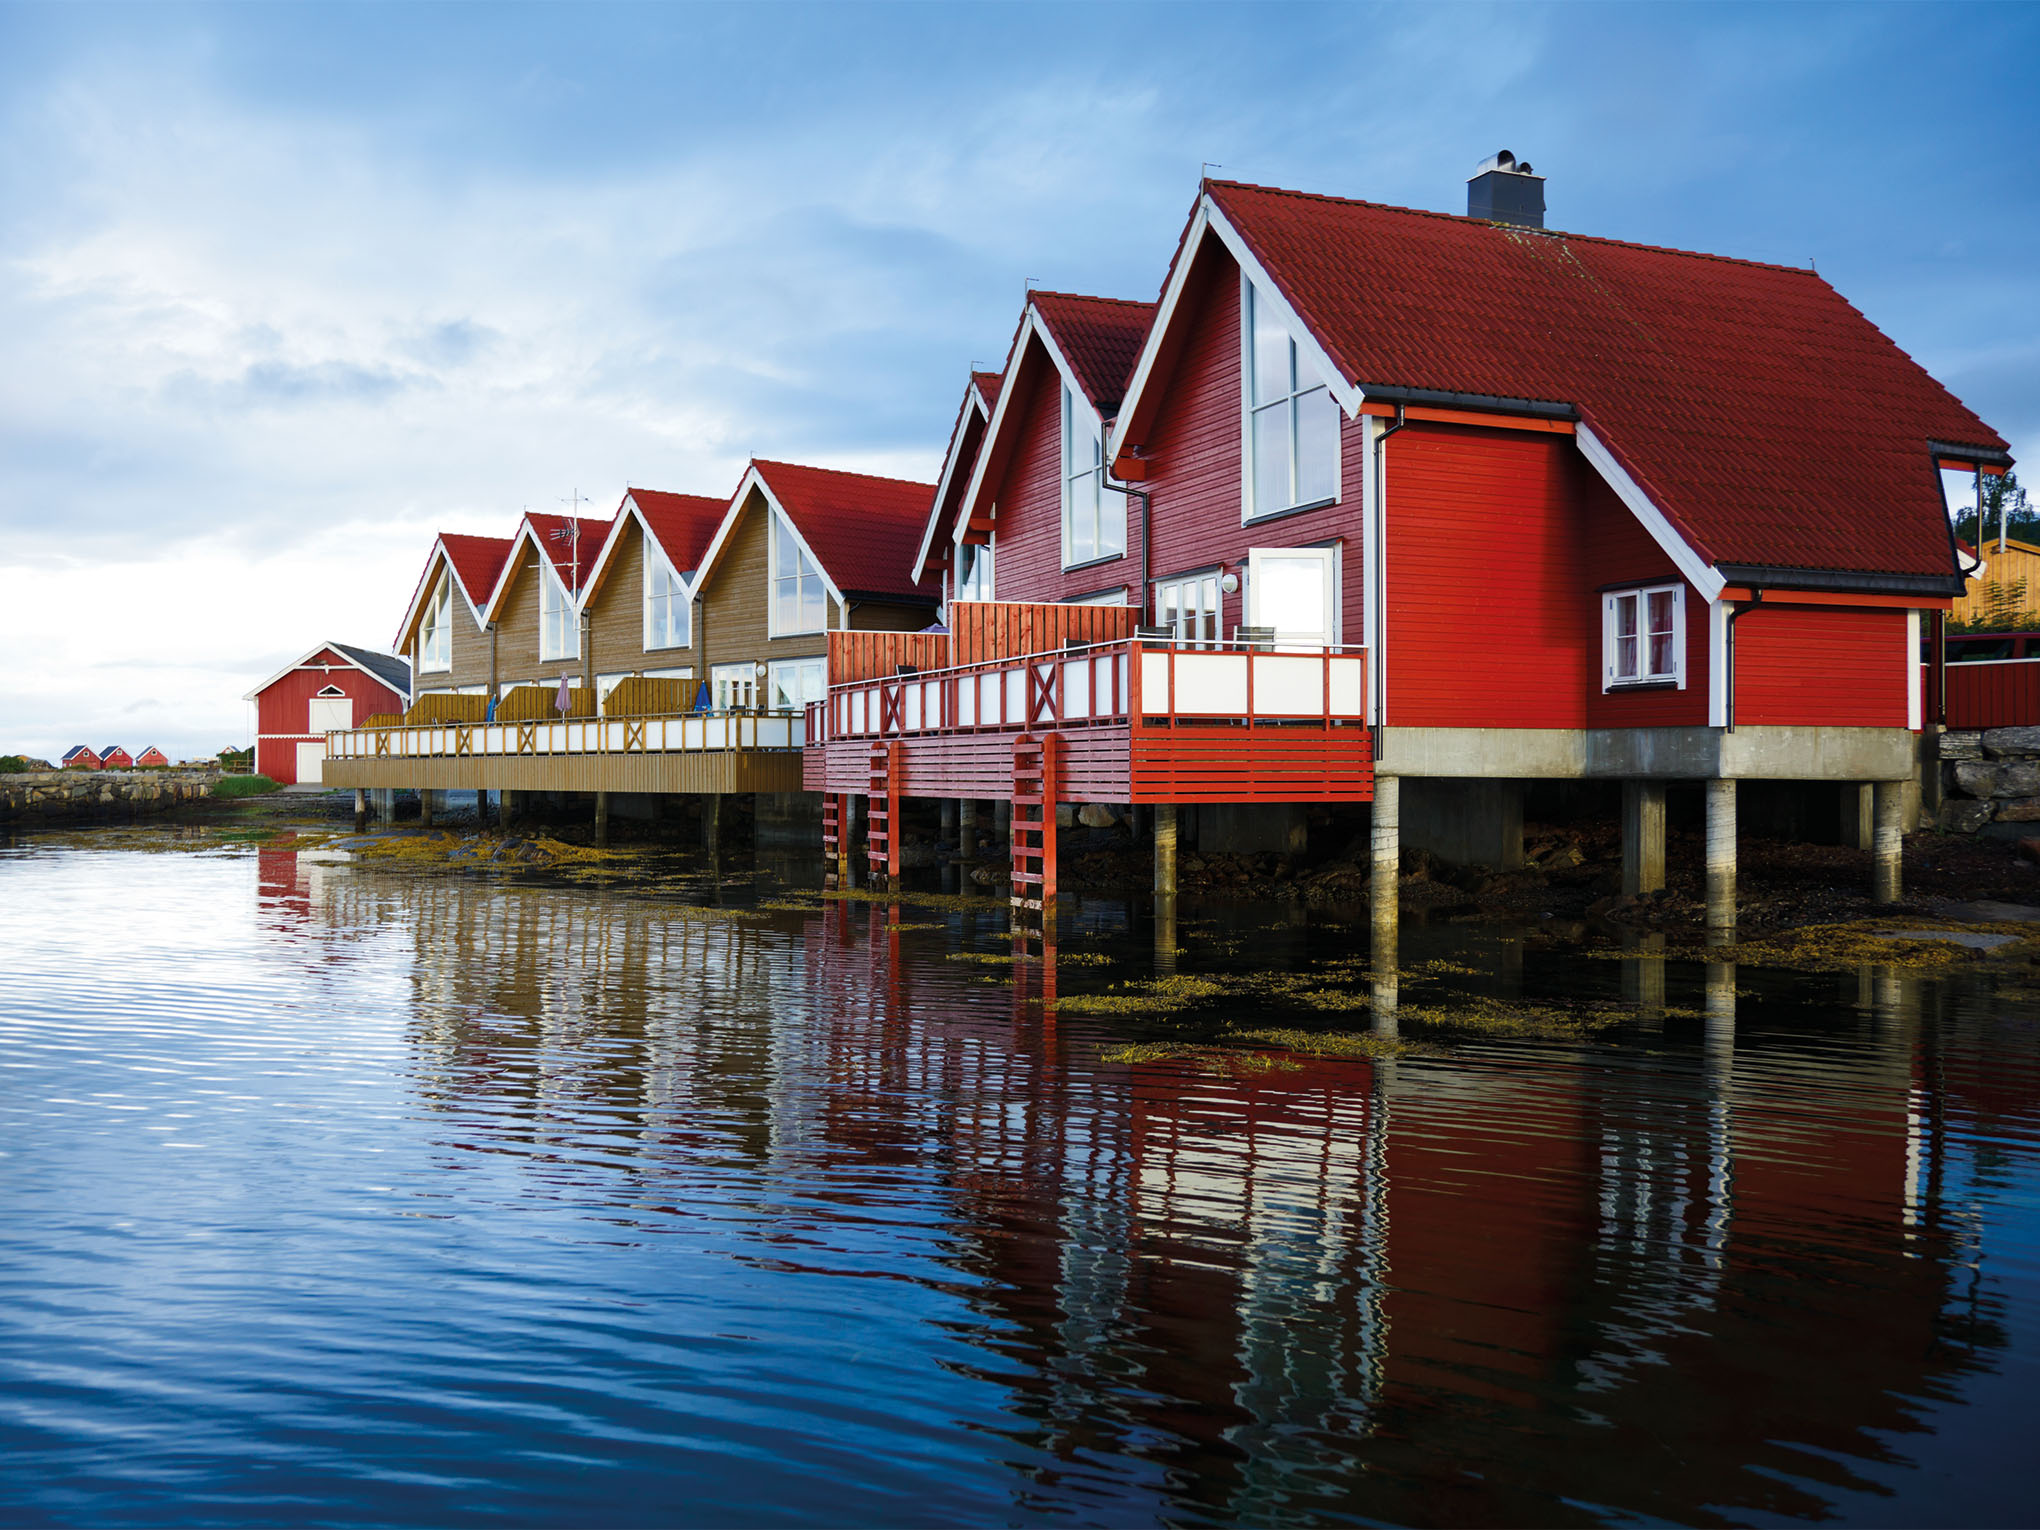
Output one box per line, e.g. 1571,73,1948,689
266,846,2022,1525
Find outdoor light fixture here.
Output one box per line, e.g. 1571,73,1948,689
1220,572,1240,594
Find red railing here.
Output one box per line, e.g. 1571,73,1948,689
1935,658,2040,730
808,639,1369,744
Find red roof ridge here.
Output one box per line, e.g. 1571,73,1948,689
1207,178,1827,280
1028,288,1159,309
753,457,936,491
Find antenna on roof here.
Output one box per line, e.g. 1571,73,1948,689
551,489,589,591
1201,162,1224,187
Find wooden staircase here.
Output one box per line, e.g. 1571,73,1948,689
1009,732,1061,917
866,744,902,883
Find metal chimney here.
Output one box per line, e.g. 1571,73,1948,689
1467,150,1545,228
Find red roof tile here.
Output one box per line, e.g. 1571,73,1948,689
971,370,1002,410
520,513,613,592
439,533,513,607
752,460,937,601
1030,292,1155,414
1204,180,2005,581
626,488,727,573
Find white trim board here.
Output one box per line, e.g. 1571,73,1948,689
243,643,411,703
912,379,994,585
1576,425,1724,601
690,467,848,616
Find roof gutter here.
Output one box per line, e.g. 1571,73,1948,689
1714,562,1966,598
1359,383,1577,421
1928,439,2014,467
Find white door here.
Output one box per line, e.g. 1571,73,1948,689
307,695,353,732
1247,546,1338,647
711,662,757,710
295,741,326,785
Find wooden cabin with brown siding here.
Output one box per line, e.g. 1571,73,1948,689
688,460,939,714
395,534,513,696
477,512,613,701
579,487,731,705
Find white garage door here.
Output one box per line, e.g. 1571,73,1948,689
295,741,326,785
307,696,354,731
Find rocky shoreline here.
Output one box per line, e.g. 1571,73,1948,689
0,770,223,823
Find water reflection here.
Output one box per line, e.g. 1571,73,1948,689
1,839,2034,1527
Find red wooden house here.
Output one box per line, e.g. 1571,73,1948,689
810,161,2010,920
61,746,101,770
98,747,135,769
911,368,1002,611
244,643,412,785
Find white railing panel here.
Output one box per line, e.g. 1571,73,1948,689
851,690,867,736
1063,659,1091,719
922,679,941,729
1139,651,1172,710
957,678,976,727
1173,653,1249,715
1329,657,1365,717
980,672,1001,727
905,686,922,732
1116,654,1129,717
1252,655,1325,715
1004,668,1026,722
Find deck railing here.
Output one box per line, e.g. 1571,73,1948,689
809,639,1368,744
327,710,806,761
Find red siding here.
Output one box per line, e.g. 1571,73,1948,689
1940,659,2040,729
1735,607,1910,727
1138,245,1367,643
1578,463,1709,729
987,357,1140,603
254,651,407,784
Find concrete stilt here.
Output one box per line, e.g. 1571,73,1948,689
705,792,722,859
1842,782,1875,851
500,790,517,827
957,799,977,861
353,788,367,833
594,790,610,849
1704,778,1737,939
418,790,434,828
994,798,1011,849
940,797,958,852
1872,780,1904,904
1704,959,1736,1078
1154,802,1178,896
1371,777,1400,1026
1621,780,1667,897
371,788,395,822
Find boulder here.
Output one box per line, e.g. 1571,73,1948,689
2020,839,2040,866
1984,725,2040,757
1999,761,2040,799
1997,797,2040,823
1940,798,1994,834
1076,803,1119,829
1953,761,2002,799
1938,731,1985,761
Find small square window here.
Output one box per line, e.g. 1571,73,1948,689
1603,584,1684,689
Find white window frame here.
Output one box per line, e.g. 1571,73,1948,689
539,561,579,662
1246,545,1340,648
419,572,453,673
1153,568,1223,648
956,537,994,604
711,661,759,711
768,510,829,638
1602,583,1687,690
643,546,691,652
766,657,826,713
1061,383,1126,569
1242,276,1341,523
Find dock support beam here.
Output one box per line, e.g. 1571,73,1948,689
594,791,609,849
1371,777,1400,1023
1621,780,1666,897
705,792,722,859
1873,780,1904,905
500,790,517,827
1842,782,1875,851
940,798,957,854
418,790,434,828
1705,778,1737,938
1154,802,1178,896
353,788,367,832
957,799,977,861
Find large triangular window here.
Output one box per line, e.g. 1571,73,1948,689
1245,279,1339,519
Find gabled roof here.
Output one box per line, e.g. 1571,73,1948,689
693,459,937,605
100,746,129,758
912,371,1001,584
62,746,98,762
393,532,514,652
1028,291,1155,415
480,513,614,623
242,642,414,702
953,291,1155,552
582,486,731,602
1118,179,2007,590
331,643,413,697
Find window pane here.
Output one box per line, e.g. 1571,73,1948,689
801,574,825,632
1099,487,1126,558
1294,386,1337,505
1615,595,1638,640
1251,284,1290,405
1648,629,1676,676
1069,469,1097,562
1647,590,1676,636
1252,404,1289,514
1260,555,1327,639
1617,635,1638,679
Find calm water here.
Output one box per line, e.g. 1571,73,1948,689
2,831,2037,1527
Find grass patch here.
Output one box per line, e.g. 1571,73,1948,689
1636,919,2040,975
0,755,30,774
212,775,282,798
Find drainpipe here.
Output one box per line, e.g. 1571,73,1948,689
1104,468,1153,619
487,624,499,697
1370,404,1406,761
1723,589,1762,733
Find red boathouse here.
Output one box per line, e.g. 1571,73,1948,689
245,643,413,786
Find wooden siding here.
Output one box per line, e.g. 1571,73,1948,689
828,631,951,686
1577,460,1710,729
255,652,407,784
326,750,804,794
1940,659,2040,728
848,600,935,633
948,600,1136,666
493,555,550,690
1735,606,1910,727
1127,241,1367,643
412,552,493,693
697,489,832,674
585,517,697,678
1955,537,2040,627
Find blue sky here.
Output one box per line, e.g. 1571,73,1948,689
2,0,2036,761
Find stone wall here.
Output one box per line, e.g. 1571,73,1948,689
0,770,221,823
1936,727,2040,836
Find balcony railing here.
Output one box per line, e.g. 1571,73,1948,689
809,639,1368,744
327,710,806,761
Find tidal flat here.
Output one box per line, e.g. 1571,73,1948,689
2,814,2037,1527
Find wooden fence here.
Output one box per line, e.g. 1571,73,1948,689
1939,659,2040,730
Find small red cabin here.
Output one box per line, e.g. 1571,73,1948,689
98,746,135,769
61,746,101,770
244,643,411,786
135,747,170,768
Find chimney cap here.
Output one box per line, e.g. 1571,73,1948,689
1470,149,1541,180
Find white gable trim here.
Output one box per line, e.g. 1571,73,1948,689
1206,200,1363,419
912,380,994,585
1577,424,1725,602
690,466,847,612
394,537,494,653
953,308,1104,557
242,643,410,702
480,520,552,626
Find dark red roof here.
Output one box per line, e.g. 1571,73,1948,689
752,460,937,601
521,514,613,591
440,533,513,606
1030,291,1155,414
626,488,727,573
1204,180,2006,581
971,370,1002,410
